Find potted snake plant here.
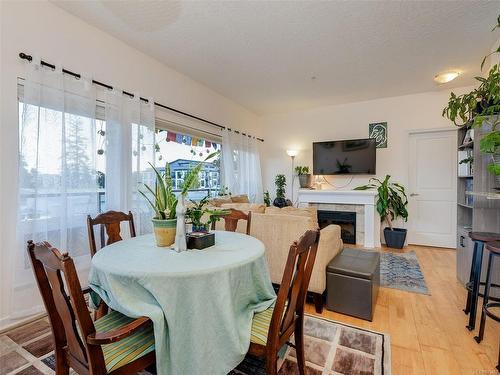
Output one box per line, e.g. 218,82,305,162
140,152,218,246
355,175,409,248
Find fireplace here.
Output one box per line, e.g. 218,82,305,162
317,210,356,244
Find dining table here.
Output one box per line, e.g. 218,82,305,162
88,230,276,375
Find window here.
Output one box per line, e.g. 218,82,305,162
154,127,221,200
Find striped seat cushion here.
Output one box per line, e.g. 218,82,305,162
94,311,155,373
250,305,275,345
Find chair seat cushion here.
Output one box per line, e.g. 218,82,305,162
95,311,155,373
250,305,275,346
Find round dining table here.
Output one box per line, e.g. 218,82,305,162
88,231,276,375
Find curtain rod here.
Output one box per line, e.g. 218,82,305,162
18,52,264,142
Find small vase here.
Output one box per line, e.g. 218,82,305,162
152,218,177,247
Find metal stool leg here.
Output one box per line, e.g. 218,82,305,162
474,253,493,343
467,241,484,331
464,241,479,314
497,341,499,372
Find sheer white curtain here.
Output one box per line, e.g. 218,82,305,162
15,62,99,318
221,129,263,202
104,89,156,235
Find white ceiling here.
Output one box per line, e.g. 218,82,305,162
52,1,499,115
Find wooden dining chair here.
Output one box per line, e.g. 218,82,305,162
87,211,136,257
211,208,252,235
247,229,320,375
27,240,156,375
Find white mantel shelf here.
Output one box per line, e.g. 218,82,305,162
298,189,381,248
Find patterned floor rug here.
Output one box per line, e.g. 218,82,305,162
380,251,429,295
230,314,391,375
1,315,390,375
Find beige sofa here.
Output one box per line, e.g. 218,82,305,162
213,203,344,312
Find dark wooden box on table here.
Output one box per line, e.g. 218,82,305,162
187,232,215,249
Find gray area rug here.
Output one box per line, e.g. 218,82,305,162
230,314,391,375
380,251,429,295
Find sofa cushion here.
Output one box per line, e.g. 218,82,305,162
327,248,380,280
231,194,250,203
264,206,318,227
209,197,233,207
220,203,265,214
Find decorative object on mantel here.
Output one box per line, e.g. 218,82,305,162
369,122,388,148
273,174,289,208
295,165,313,188
139,152,219,247
355,175,409,249
442,16,500,186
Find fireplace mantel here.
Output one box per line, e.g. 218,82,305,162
298,189,381,248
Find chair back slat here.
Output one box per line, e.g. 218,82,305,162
268,229,319,345
212,209,252,235
87,210,136,256
27,241,105,370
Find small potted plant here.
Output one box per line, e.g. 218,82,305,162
295,166,312,188
355,175,409,249
140,153,218,247
186,196,228,233
273,174,288,208
263,190,271,207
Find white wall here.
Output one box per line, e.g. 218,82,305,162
259,87,473,222
0,0,260,329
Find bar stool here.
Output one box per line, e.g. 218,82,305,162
473,241,500,371
463,232,500,331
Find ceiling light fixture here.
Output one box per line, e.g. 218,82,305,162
434,71,460,84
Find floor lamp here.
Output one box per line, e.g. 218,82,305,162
286,149,298,204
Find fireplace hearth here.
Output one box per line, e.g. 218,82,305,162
318,210,356,244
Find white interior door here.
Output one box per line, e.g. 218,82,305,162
408,129,457,248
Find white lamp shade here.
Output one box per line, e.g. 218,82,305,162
286,149,298,157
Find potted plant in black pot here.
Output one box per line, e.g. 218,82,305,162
295,166,312,188
273,174,288,208
355,175,409,249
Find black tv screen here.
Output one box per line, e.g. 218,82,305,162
313,138,376,175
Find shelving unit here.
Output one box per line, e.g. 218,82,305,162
456,124,500,298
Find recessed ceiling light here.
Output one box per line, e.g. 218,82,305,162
434,71,460,84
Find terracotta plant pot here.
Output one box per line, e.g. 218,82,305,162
152,218,177,247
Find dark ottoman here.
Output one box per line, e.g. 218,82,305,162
326,248,380,321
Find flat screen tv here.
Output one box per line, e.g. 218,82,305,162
313,138,376,175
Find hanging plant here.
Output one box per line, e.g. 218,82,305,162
442,15,500,178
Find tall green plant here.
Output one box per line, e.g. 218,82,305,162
139,152,219,220
275,174,286,199
354,175,408,229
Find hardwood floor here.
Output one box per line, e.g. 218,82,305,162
305,244,500,375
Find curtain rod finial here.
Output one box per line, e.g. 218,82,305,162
19,53,33,62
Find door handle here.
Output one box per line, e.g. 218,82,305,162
410,193,420,197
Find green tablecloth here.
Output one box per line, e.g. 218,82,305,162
88,231,276,375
